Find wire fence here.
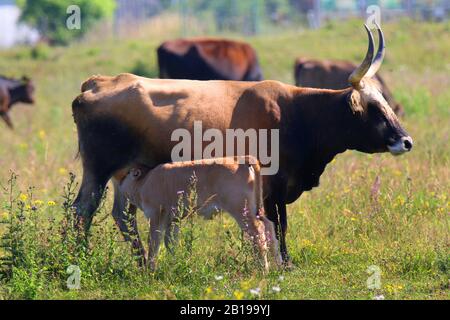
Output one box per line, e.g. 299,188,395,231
113,0,449,37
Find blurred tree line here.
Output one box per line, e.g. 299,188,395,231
17,0,116,45
17,0,417,45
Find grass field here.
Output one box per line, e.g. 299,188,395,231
0,19,448,300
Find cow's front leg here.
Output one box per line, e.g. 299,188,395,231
264,180,291,266
1,113,13,129
111,180,147,267
276,201,290,265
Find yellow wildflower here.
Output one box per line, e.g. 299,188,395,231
1,212,9,219
223,221,231,230
350,217,358,222
58,167,68,176
395,195,406,207
47,201,56,206
38,129,46,140
385,284,403,295
240,280,251,291
233,290,244,300
33,200,44,206
18,142,28,150
19,193,28,202
393,169,402,177
205,287,213,294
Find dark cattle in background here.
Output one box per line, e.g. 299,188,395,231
157,38,263,81
0,76,35,129
294,58,404,116
72,25,412,266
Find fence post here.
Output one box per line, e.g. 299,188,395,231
313,0,321,28
180,0,188,37
250,0,260,35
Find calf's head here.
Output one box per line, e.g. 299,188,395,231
346,24,412,156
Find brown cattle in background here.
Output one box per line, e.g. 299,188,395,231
294,58,404,116
157,38,263,81
0,76,35,129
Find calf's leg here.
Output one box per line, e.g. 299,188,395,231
260,215,282,266
147,207,164,271
164,222,179,253
111,179,147,266
229,202,270,272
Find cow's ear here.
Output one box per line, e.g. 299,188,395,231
348,90,364,114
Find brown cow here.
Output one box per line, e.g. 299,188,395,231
157,38,263,81
294,58,404,116
72,25,412,265
118,156,280,271
0,76,35,129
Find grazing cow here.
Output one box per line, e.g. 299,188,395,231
117,156,280,271
294,58,404,116
157,38,263,81
0,76,35,129
72,25,413,265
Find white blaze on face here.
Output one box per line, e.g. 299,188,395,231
359,79,413,155
360,79,397,123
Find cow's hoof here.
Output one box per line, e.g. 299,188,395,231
282,259,295,271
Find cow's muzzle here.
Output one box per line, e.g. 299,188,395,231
388,136,413,155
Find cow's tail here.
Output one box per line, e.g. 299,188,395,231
71,77,97,160
71,94,85,160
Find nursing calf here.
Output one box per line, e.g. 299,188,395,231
118,156,281,271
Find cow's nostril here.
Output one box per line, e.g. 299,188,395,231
403,138,413,150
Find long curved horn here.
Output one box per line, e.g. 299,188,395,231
348,24,375,88
365,23,385,79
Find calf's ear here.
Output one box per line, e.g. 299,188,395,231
348,90,364,114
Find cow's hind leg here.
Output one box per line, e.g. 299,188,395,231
73,170,109,233
111,180,147,267
72,110,142,233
